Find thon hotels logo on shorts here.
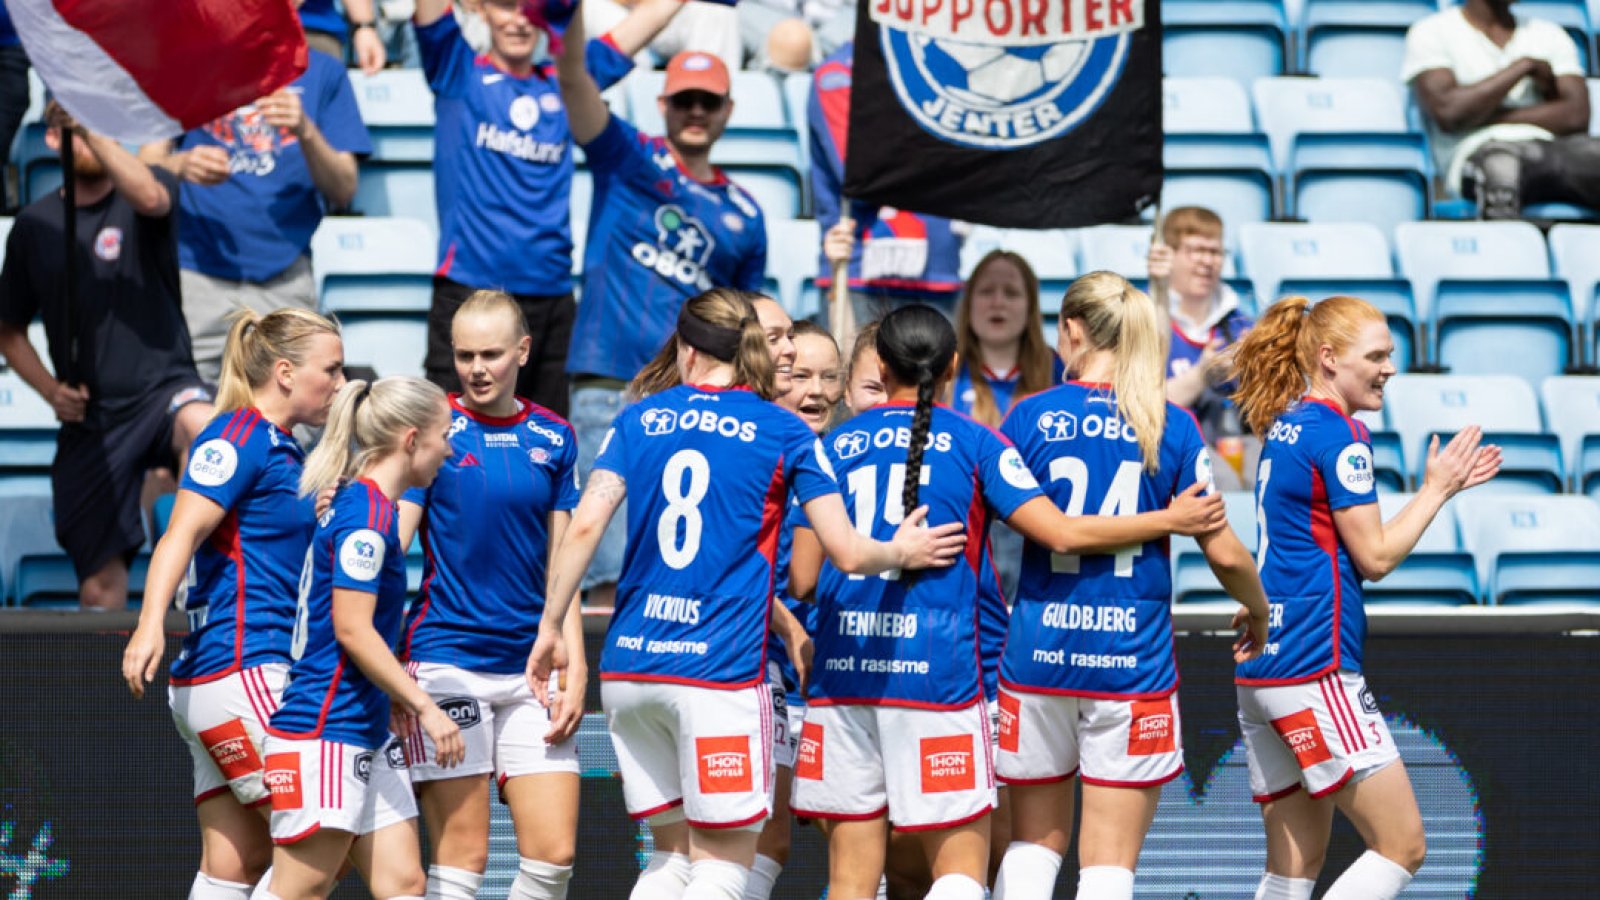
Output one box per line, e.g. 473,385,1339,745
997,692,1021,753
873,0,1140,148
795,723,825,780
632,205,716,290
1272,709,1334,768
696,736,753,794
339,530,386,582
921,735,976,792
198,718,262,782
1127,697,1176,756
188,439,239,487
263,753,303,810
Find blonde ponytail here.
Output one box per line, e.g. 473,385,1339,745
299,376,447,498
213,307,341,415
1059,271,1167,471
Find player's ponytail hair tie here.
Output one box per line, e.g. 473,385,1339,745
677,303,743,362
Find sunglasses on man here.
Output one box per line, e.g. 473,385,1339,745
667,91,726,113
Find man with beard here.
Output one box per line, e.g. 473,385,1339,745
0,102,212,610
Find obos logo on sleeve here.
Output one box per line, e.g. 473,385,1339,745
998,447,1040,490
188,439,239,487
1336,443,1375,494
1195,448,1216,494
874,0,1142,148
339,529,387,582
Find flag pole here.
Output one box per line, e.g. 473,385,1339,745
829,194,856,353
1147,204,1167,322
59,118,78,386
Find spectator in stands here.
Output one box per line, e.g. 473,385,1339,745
812,42,965,325
739,0,855,72
301,0,388,74
414,0,683,417
0,6,30,211
583,0,741,71
558,19,768,611
140,41,371,385
1404,0,1600,219
1147,206,1257,490
0,103,212,611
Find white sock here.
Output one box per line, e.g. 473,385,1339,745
1322,851,1413,900
925,873,986,900
877,874,890,899
191,872,253,900
1254,872,1315,900
741,854,783,900
1075,866,1134,900
631,851,692,900
510,857,572,900
993,841,1064,900
427,865,484,900
683,858,748,900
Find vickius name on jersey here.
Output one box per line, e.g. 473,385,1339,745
640,407,760,442
643,593,701,625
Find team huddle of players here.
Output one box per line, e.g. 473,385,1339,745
121,276,1500,900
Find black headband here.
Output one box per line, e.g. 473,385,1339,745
676,304,743,363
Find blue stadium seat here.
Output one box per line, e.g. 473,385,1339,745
1164,2,1289,85
782,72,813,177
339,315,428,378
1547,224,1600,363
0,371,57,495
24,158,60,205
1365,492,1479,604
311,217,437,315
722,165,804,220
1382,374,1559,494
1580,434,1600,499
1252,78,1428,235
1368,429,1408,492
348,69,434,162
0,495,55,605
1394,221,1552,316
1172,491,1259,603
1457,494,1600,604
8,68,44,168
571,168,593,277
351,164,437,233
763,218,822,320
1077,223,1242,285
13,552,151,608
1297,1,1438,76
1163,77,1278,230
962,228,1078,300
1541,376,1600,490
1509,1,1595,72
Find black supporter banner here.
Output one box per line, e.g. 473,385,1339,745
843,0,1163,229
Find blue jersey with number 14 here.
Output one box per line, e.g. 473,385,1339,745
594,385,838,689
1236,398,1376,686
1000,383,1212,699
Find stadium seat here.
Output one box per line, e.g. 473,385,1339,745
351,163,438,233
571,167,593,276
1368,429,1408,492
763,218,822,320
962,228,1078,299
1382,374,1560,493
1456,494,1600,604
0,371,57,496
782,72,813,177
1162,77,1277,230
1172,491,1258,603
339,315,428,378
1511,1,1595,72
1252,78,1429,235
722,165,804,219
24,158,60,205
1298,1,1438,78
1163,2,1289,85
1541,376,1600,490
1364,492,1479,604
348,69,434,162
0,493,56,605
311,217,437,314
1547,224,1600,362
1077,223,1242,282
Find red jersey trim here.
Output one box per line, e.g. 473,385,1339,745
805,692,984,712
600,672,761,690
1309,768,1356,799
1234,661,1340,688
894,804,995,833
1080,765,1186,789
789,805,889,822
628,797,684,821
996,769,1079,786
273,823,322,845
449,393,531,427
686,809,769,830
1252,783,1303,804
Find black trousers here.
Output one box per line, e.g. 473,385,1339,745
1466,135,1600,218
425,276,575,417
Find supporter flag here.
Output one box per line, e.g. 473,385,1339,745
8,0,308,144
843,0,1162,228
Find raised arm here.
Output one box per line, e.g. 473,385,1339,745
414,0,452,27
1002,481,1225,556
604,0,688,57
122,491,229,698
556,3,610,144
83,132,170,216
257,87,360,206
1334,428,1500,581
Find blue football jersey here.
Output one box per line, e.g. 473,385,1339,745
419,16,633,295
269,480,408,749
594,385,837,688
999,383,1212,699
1236,398,1377,686
565,116,767,381
400,396,580,674
171,408,313,684
806,403,1042,710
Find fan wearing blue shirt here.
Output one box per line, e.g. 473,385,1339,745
140,47,372,384
414,0,687,418
556,10,768,615
1229,295,1499,900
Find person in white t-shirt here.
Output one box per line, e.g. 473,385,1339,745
1402,0,1599,218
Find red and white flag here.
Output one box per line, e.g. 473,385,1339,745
8,0,308,143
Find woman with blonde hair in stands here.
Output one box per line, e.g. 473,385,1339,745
1229,295,1499,900
121,308,343,900
393,291,589,900
992,272,1270,900
254,376,466,900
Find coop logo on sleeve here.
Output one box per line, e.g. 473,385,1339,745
696,736,753,793
920,734,976,792
188,439,239,487
339,530,386,582
873,0,1141,148
1336,443,1375,494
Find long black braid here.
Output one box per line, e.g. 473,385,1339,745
875,305,958,519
